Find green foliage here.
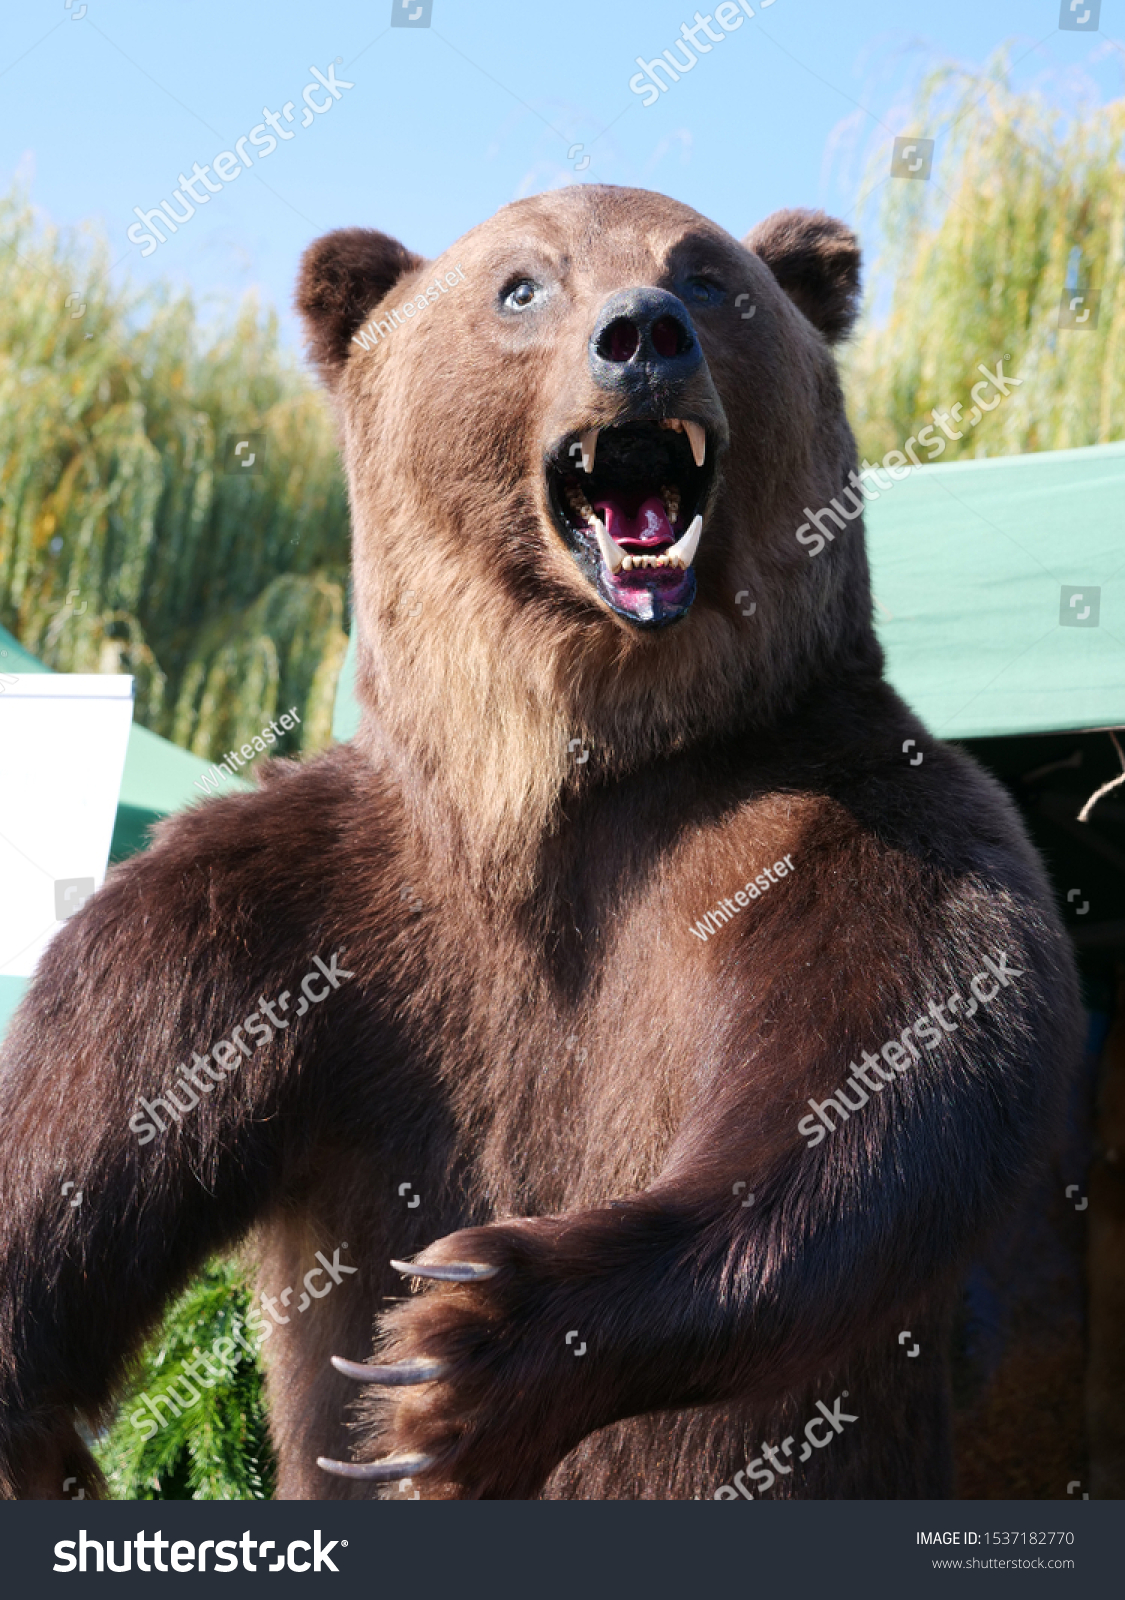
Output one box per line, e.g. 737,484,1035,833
94,1260,275,1501
0,190,350,760
844,58,1125,461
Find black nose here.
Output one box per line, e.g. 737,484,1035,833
588,288,702,392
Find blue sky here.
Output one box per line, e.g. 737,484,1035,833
3,0,1123,349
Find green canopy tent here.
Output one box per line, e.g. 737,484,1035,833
864,440,1125,740
859,441,1125,1002
3,439,1125,1036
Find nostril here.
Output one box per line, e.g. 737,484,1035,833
651,315,689,359
589,292,701,384
598,318,640,363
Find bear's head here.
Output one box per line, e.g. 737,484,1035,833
297,187,874,870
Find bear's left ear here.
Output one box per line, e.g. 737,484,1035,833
743,209,861,344
295,227,426,385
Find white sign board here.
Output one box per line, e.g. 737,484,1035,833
0,675,134,978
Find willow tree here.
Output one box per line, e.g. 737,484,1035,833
0,191,350,760
844,57,1125,461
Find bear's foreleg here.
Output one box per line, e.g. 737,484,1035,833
320,924,1077,1499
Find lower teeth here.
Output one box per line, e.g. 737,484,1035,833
621,554,681,571
561,480,689,574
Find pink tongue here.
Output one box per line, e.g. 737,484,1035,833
592,494,673,548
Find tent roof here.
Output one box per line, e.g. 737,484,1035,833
863,439,1125,739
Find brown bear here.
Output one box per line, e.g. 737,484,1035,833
0,186,1080,1501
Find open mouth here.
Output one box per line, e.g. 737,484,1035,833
546,418,716,627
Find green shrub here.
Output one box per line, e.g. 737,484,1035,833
94,1260,275,1501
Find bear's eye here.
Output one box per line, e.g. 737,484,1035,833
685,276,723,305
503,279,540,310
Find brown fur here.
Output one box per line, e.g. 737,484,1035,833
1087,966,1125,1495
0,186,1081,1499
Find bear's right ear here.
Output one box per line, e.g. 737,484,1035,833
295,228,425,384
743,209,861,344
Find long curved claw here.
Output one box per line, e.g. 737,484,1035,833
316,1452,434,1483
390,1257,498,1283
330,1354,447,1385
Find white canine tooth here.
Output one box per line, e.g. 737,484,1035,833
580,429,599,474
666,513,703,569
591,512,626,574
683,421,706,469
